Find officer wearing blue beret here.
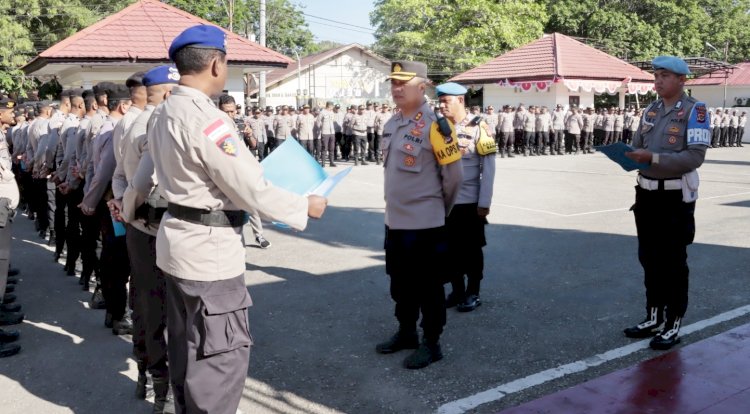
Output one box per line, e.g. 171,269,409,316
624,56,709,350
437,82,496,313
150,25,327,414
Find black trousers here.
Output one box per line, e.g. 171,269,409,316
720,127,728,146
603,130,614,145
729,127,738,146
366,131,375,160
33,178,55,233
385,226,448,342
54,188,67,255
353,135,368,160
165,274,251,414
343,134,353,159
632,186,695,319
581,130,594,152
738,127,745,145
536,131,549,149
594,129,604,146
552,130,564,152
80,194,100,282
614,130,623,143
301,139,314,155
522,131,534,152
499,131,513,152
567,133,580,152
335,132,343,158
446,204,486,296
255,142,265,161
320,134,336,165
373,133,382,162
97,199,130,321
127,225,168,379
65,186,84,270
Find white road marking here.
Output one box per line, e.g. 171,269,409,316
23,320,85,345
436,304,750,414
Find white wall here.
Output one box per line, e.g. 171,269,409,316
264,48,391,108
687,85,750,109
482,83,595,110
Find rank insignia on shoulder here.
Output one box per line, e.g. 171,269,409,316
647,111,657,117
414,112,423,122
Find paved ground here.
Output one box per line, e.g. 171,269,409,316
1,146,749,414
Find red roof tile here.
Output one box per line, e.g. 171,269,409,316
24,0,292,71
450,33,653,84
686,62,750,86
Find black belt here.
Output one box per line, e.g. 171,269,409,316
134,203,167,226
167,203,248,228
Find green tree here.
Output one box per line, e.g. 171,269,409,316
370,0,548,78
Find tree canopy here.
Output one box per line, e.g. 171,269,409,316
371,0,750,79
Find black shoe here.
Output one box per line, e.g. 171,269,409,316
65,264,76,276
361,160,369,165
7,268,19,277
135,372,148,399
1,303,21,312
403,341,443,369
624,307,664,338
104,312,114,328
330,163,337,167
255,236,271,249
0,328,20,343
650,317,682,350
0,310,24,326
27,212,35,221
4,284,14,293
457,294,481,312
54,252,61,262
90,287,106,309
112,315,133,335
2,293,16,304
0,342,20,358
375,331,419,354
152,376,171,414
7,276,18,285
445,292,464,309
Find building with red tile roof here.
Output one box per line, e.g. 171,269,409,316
450,33,655,110
686,62,750,108
22,0,292,105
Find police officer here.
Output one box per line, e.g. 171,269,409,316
624,56,709,350
536,106,551,155
521,105,535,156
116,65,178,412
0,97,24,357
710,108,721,147
297,104,316,154
316,101,337,167
581,107,595,153
375,61,463,369
497,105,514,158
437,83,496,312
373,103,392,165
247,107,267,160
351,105,369,166
151,25,326,414
738,112,746,147
364,101,376,161
333,104,344,160
603,107,616,145
273,105,292,147
263,106,276,155
565,106,583,154
80,84,133,334
342,105,355,161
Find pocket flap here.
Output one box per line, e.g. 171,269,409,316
203,289,253,315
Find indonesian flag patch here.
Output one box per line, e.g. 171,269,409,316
203,119,238,156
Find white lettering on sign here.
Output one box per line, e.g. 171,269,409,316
687,128,711,146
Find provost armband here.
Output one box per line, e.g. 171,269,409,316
430,111,461,165
472,117,498,155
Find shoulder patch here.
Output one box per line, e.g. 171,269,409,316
204,118,238,156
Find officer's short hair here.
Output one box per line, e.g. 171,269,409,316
173,47,227,76
218,94,235,107
84,95,96,112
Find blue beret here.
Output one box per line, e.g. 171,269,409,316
143,65,181,86
436,82,468,97
169,25,227,61
652,56,691,75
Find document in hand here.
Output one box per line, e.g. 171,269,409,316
594,142,650,172
260,138,352,197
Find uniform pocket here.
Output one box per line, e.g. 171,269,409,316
200,289,253,357
396,143,423,173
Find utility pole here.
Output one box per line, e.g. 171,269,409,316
259,0,267,109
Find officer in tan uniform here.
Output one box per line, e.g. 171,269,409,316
375,61,463,369
0,97,23,357
115,65,179,413
150,25,327,414
296,104,316,155
624,56,709,351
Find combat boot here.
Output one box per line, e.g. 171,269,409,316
403,340,443,369
375,329,419,354
507,149,515,158
360,158,369,166
3,293,16,303
135,366,148,399
152,376,171,414
0,310,24,326
0,342,20,358
112,314,133,335
624,307,663,338
1,303,21,312
0,328,20,343
650,316,682,350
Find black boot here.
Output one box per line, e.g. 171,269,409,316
0,310,24,326
3,293,17,304
650,316,682,350
624,307,664,338
457,294,481,312
403,340,443,369
7,267,19,277
152,376,170,414
0,342,20,358
135,366,148,399
0,328,20,343
0,303,21,313
375,330,419,354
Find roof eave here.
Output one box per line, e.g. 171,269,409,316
23,57,288,75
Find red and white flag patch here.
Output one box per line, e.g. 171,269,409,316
203,119,232,142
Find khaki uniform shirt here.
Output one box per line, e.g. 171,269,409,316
296,113,316,141
148,85,309,282
382,101,463,230
566,113,583,134
374,111,392,135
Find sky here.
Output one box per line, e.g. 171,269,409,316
293,0,377,46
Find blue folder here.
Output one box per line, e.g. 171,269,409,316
594,142,650,172
260,138,351,197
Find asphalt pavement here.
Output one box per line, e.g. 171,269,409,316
1,146,749,414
